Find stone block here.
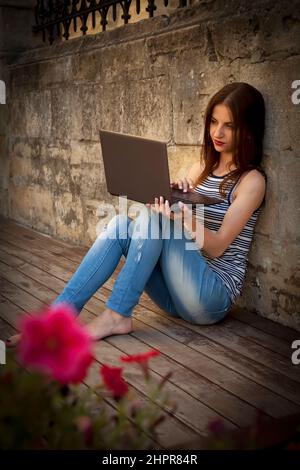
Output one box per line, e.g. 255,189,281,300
167,145,201,182
39,55,74,88
81,84,102,141
99,41,149,84
0,134,9,217
237,235,300,331
9,91,51,139
10,63,40,95
122,75,172,141
9,97,27,138
69,162,104,198
92,81,125,138
51,86,83,141
277,151,300,243
8,184,56,235
239,57,300,152
69,140,103,166
254,150,280,239
82,198,116,244
53,191,84,243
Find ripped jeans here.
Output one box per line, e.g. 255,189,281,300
52,209,232,325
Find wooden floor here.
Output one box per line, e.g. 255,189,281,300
0,216,300,449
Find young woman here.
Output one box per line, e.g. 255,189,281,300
6,82,266,347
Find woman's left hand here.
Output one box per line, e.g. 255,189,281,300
146,196,194,231
177,200,195,235
146,196,174,219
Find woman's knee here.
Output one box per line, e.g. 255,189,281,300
106,209,166,245
106,214,132,240
130,207,161,240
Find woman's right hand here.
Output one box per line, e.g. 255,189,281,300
170,177,195,193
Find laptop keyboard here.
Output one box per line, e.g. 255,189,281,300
170,188,224,206
171,189,206,205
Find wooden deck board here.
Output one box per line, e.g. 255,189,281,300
1,216,300,448
0,315,163,450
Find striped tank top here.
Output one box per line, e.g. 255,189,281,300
192,171,263,303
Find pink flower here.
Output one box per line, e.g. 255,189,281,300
120,349,160,378
120,349,160,365
17,302,94,384
100,364,129,399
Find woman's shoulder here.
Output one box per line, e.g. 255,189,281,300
239,168,266,187
233,169,266,203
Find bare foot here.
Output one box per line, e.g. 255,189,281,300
85,308,133,341
6,333,21,348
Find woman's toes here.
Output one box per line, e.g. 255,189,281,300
85,313,133,341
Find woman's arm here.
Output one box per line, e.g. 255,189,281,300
188,170,266,259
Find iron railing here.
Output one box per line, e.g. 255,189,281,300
32,0,189,44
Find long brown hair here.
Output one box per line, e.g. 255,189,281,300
196,82,267,199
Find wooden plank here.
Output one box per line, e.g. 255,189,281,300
137,291,292,357
131,308,300,403
0,229,295,363
230,307,299,343
0,296,227,443
1,224,298,412
0,297,198,449
103,330,258,427
0,281,240,433
0,295,259,431
0,222,296,355
0,267,299,420
84,363,199,449
1,235,298,393
0,315,15,339
0,280,214,444
87,340,236,437
0,314,162,450
1,235,300,409
0,216,87,260
2,239,298,400
1,216,298,343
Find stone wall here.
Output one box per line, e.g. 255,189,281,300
0,0,43,217
0,0,300,329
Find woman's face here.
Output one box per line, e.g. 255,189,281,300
209,104,235,154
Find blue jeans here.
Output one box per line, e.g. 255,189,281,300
51,210,232,325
